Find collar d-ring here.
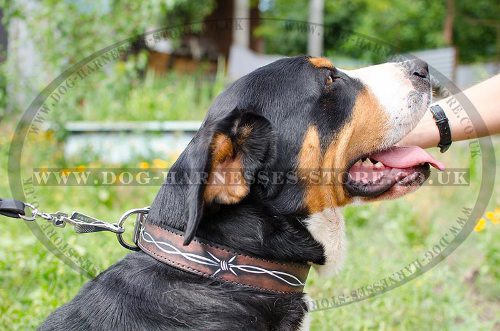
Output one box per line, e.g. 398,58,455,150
116,207,149,251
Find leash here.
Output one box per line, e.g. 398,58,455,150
0,198,146,251
0,198,310,293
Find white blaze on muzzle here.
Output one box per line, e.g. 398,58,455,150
340,61,432,147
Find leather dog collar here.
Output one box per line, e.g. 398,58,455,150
137,222,310,294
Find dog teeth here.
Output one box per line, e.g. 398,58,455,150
354,158,382,168
362,158,373,167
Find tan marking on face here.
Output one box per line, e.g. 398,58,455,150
320,123,352,208
309,57,334,69
204,133,249,204
348,88,390,163
299,88,390,213
298,125,323,212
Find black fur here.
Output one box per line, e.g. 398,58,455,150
40,56,364,331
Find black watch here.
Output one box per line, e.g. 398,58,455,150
429,104,452,153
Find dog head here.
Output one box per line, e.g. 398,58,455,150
151,56,443,245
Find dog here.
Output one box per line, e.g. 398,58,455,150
40,56,443,330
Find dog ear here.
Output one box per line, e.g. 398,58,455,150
183,110,276,245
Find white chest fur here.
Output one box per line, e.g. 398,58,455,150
298,209,346,331
304,208,346,277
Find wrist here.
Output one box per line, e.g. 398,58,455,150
398,111,440,148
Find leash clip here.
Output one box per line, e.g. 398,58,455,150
0,197,150,251
19,204,125,234
20,203,54,222
66,212,124,234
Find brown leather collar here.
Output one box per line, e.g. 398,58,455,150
137,222,310,294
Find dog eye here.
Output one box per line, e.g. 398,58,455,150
325,75,334,86
325,73,338,86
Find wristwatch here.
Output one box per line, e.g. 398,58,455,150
429,104,452,153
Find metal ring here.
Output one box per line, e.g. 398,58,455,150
116,207,149,251
19,203,37,221
19,214,36,221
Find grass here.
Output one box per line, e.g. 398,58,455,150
0,88,499,330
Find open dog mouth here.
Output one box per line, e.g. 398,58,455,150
345,146,445,198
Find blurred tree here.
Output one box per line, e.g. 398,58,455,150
453,0,500,63
257,0,499,64
351,0,445,61
443,0,455,45
0,0,215,113
0,0,215,73
255,0,309,55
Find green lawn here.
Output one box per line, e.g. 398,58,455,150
0,113,498,330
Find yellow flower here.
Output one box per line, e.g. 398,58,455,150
138,161,149,169
474,218,486,232
486,209,500,225
76,165,86,172
152,159,169,169
61,168,71,176
43,130,54,140
115,61,127,73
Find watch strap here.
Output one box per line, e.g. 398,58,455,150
429,104,452,153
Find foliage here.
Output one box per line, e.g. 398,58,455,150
454,0,500,63
258,0,499,64
0,62,7,118
346,0,445,61
0,0,215,72
47,56,226,124
254,1,310,55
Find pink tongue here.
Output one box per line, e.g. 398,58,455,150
371,146,445,170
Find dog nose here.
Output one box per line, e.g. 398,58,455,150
409,59,429,80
